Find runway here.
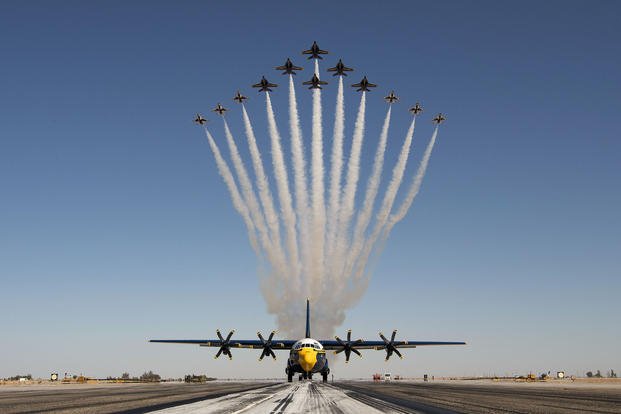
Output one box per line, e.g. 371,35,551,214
2,380,620,413
150,382,414,414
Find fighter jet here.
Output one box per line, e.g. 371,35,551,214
302,41,328,60
384,91,399,104
327,59,354,76
352,76,377,92
302,74,328,90
409,102,423,115
433,113,446,124
194,113,207,125
252,76,278,92
233,91,248,104
275,58,303,75
212,103,228,116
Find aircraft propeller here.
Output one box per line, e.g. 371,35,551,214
379,330,403,361
257,331,277,361
334,329,363,363
214,329,235,360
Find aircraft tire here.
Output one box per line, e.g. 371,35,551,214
322,372,328,383
287,373,292,383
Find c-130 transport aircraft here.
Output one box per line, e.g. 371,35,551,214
150,300,465,382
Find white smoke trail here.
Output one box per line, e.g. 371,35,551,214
331,93,366,280
222,119,285,273
202,127,260,255
287,75,311,283
310,59,326,293
265,92,300,282
346,106,392,269
240,105,282,255
338,93,367,235
325,76,345,272
384,126,440,236
350,116,417,279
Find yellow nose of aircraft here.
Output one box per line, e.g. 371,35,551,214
298,347,317,373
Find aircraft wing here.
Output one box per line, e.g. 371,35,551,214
319,340,466,350
150,339,297,350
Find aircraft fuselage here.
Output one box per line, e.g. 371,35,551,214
285,338,329,381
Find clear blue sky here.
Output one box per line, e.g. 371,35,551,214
1,0,619,379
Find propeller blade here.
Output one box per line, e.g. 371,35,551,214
379,332,389,344
345,349,351,363
216,330,224,341
352,348,362,357
268,331,275,342
394,348,403,359
215,348,223,359
226,330,235,342
257,332,265,343
391,330,397,342
269,349,276,360
347,330,351,342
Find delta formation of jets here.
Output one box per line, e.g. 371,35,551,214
195,41,445,127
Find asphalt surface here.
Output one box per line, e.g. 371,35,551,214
0,382,274,414
337,381,621,413
2,380,620,413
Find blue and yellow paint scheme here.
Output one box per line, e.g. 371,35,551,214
150,299,465,382
286,338,329,380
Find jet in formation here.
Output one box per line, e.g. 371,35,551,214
275,58,303,75
327,59,354,76
384,91,399,104
233,91,248,104
303,74,328,90
193,113,207,125
302,41,328,60
252,76,278,93
409,102,423,115
433,113,446,124
352,76,377,92
151,300,466,383
212,103,228,116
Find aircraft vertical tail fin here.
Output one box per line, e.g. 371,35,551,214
305,299,311,338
